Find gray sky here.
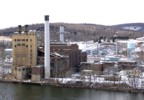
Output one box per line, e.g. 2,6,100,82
0,0,144,29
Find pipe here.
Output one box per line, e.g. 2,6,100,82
24,25,28,34
18,25,22,34
59,26,64,43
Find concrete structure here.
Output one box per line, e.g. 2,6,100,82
50,52,70,77
80,62,103,75
50,43,87,72
12,25,37,79
12,25,37,67
59,26,64,43
32,66,44,81
44,15,50,79
16,66,31,80
37,48,70,78
37,43,87,77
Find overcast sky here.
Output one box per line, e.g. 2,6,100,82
0,0,144,29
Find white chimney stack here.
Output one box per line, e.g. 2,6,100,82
59,26,64,43
44,15,50,79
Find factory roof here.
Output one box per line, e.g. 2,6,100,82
0,36,12,41
50,42,68,45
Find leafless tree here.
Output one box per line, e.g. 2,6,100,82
128,69,141,89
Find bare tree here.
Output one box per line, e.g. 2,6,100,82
128,69,141,89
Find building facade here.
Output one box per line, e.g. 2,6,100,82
50,43,87,72
12,26,38,80
12,31,37,67
37,43,87,77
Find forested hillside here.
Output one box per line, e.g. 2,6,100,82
0,23,143,41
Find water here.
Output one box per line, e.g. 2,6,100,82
0,83,144,100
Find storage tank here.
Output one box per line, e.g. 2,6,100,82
127,40,137,59
127,40,136,51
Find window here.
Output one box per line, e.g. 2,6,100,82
26,45,28,48
22,43,25,46
17,44,21,46
26,39,28,41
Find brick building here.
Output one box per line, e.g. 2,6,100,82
12,25,87,80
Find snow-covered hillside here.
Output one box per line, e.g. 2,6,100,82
112,23,144,32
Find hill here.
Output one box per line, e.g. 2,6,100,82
112,23,144,32
0,23,143,41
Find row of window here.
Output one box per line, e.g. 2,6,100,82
15,44,32,47
15,39,32,42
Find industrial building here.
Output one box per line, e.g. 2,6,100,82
80,56,137,76
50,43,87,72
37,43,87,77
11,15,87,81
12,25,37,67
12,25,38,80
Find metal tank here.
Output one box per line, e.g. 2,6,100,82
127,40,137,59
127,40,136,50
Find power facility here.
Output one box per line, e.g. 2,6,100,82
11,15,87,81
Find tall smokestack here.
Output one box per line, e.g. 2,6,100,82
24,25,28,34
18,25,22,34
59,26,64,43
44,15,50,78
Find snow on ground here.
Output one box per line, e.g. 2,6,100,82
53,74,144,89
70,41,97,52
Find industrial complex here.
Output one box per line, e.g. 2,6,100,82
1,15,144,92
11,15,87,82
